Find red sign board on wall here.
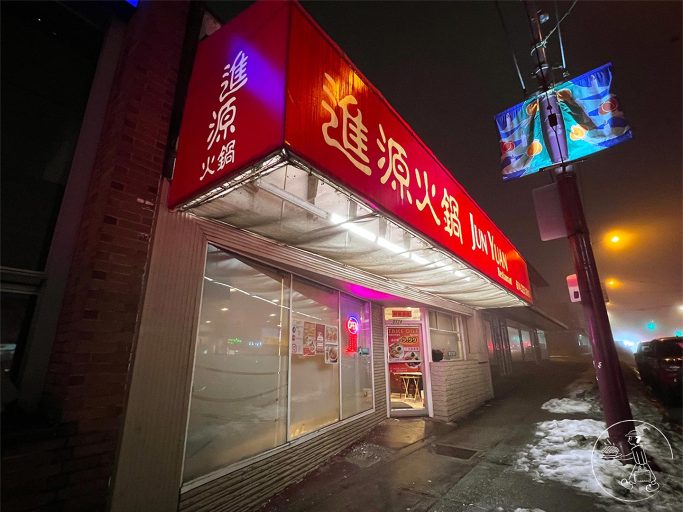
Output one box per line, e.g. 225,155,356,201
168,1,290,207
169,1,532,303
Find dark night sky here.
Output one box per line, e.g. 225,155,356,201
215,1,683,341
299,0,683,341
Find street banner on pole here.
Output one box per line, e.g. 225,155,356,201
495,63,633,181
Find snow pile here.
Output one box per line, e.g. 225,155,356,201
517,371,683,511
541,398,592,414
515,418,605,494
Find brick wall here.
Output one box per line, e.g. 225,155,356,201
430,360,494,423
1,2,189,511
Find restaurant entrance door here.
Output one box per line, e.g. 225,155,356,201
385,308,428,417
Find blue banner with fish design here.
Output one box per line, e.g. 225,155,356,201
495,63,633,181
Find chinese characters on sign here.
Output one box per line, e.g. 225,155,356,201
321,74,464,244
200,51,248,182
318,72,529,300
321,73,371,175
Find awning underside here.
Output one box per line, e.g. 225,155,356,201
188,161,528,309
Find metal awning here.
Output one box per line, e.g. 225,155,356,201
486,305,569,331
186,158,529,310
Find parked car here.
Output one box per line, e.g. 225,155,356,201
635,337,683,400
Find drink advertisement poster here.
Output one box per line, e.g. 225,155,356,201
387,326,421,364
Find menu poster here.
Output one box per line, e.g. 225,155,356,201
389,362,422,374
387,326,421,364
291,319,304,355
324,325,339,365
325,325,338,345
324,344,339,364
303,322,316,356
315,323,326,354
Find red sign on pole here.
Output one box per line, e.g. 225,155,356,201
169,1,532,303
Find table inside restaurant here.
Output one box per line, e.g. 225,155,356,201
396,372,422,400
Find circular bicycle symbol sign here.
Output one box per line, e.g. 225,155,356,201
591,420,674,502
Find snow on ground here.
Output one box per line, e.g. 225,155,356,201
515,371,683,511
541,398,592,414
515,418,605,494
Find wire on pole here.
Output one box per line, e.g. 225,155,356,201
543,0,578,47
494,0,527,97
554,1,568,75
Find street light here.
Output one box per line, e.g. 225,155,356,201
604,229,631,250
606,278,620,288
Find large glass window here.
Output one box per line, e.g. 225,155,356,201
1,1,102,382
183,246,290,482
340,295,372,419
520,330,533,361
428,310,464,360
185,246,374,482
289,279,340,438
507,326,523,362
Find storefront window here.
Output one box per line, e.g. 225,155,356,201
289,279,340,438
507,326,523,362
183,247,290,482
184,246,375,481
520,330,533,361
340,295,372,419
484,319,495,364
428,310,464,360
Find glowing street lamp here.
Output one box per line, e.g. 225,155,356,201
604,229,631,250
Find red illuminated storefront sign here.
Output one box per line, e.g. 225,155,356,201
169,1,532,303
346,316,359,353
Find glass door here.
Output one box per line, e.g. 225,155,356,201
386,324,427,416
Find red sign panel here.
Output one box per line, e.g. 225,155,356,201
170,1,531,303
284,6,531,302
168,1,290,207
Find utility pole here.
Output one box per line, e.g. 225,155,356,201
524,2,634,454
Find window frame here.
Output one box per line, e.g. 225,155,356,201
427,309,466,361
182,243,376,486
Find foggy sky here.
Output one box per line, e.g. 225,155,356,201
299,0,682,341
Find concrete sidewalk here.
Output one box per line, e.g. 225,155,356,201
260,358,682,511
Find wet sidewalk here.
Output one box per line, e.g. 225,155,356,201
260,358,681,512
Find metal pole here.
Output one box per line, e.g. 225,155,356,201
554,170,633,450
524,2,634,453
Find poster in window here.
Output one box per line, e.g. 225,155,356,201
315,323,326,354
389,362,422,374
291,319,304,355
387,326,421,364
303,321,316,356
324,344,339,364
324,325,339,364
325,325,338,345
